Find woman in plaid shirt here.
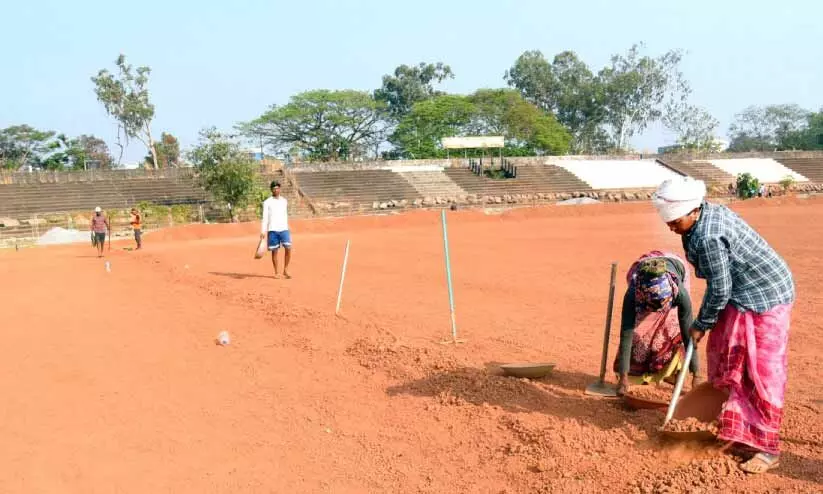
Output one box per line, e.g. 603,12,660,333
653,177,795,475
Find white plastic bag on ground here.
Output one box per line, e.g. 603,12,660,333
254,237,267,259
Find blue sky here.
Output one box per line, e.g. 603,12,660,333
2,0,820,165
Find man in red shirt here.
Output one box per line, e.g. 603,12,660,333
90,206,110,258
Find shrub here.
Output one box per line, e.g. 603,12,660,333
779,175,795,193
736,173,760,200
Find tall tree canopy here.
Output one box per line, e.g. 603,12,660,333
598,44,689,151
147,132,181,168
797,111,823,150
75,135,114,169
390,95,476,159
0,125,56,170
243,90,387,162
374,62,454,120
0,127,114,171
92,54,158,168
662,105,720,151
189,128,260,221
506,51,608,153
389,90,570,159
727,104,811,151
506,44,688,153
468,89,570,155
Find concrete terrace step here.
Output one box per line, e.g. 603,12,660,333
659,160,734,186
774,159,823,183
443,165,591,195
293,170,419,204
398,171,467,198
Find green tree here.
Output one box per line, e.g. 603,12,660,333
598,44,689,151
243,90,387,162
662,105,720,151
505,50,609,153
727,104,811,151
389,95,475,158
799,111,823,150
468,89,570,155
76,135,114,169
375,62,454,120
39,134,115,171
0,125,56,170
91,54,158,168
146,132,180,168
189,128,260,222
40,134,79,170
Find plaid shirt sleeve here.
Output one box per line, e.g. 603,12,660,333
693,236,733,331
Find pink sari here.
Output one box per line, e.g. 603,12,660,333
708,303,792,455
617,251,690,376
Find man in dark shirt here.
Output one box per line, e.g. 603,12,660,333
653,177,795,474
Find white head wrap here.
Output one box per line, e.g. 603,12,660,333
652,177,706,222
94,206,102,213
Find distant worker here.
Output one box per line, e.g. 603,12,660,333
653,177,795,474
90,206,110,258
260,181,292,279
130,208,143,250
615,251,701,396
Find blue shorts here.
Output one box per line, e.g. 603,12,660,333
267,230,292,250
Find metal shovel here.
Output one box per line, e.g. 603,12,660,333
663,340,694,426
660,341,727,441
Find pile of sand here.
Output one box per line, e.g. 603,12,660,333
37,227,90,245
556,197,601,206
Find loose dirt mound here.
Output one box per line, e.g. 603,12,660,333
627,385,674,403
662,418,719,434
630,456,746,493
346,337,461,379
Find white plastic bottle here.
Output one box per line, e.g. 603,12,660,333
217,331,230,346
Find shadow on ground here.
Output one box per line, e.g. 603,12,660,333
209,271,276,280
778,451,823,484
385,364,658,435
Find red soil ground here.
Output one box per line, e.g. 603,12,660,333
1,197,821,493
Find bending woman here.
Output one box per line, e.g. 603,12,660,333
652,177,795,474
615,252,701,396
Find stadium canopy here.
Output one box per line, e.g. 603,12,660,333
441,136,504,159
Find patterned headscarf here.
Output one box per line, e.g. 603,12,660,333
634,258,675,313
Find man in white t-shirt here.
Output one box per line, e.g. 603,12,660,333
260,181,292,279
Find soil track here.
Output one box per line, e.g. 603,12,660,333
1,198,821,493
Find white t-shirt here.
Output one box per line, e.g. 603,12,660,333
261,196,289,233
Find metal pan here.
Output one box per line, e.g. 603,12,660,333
499,363,556,379
623,392,672,411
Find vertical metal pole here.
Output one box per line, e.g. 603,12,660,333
441,210,458,341
596,262,619,384
335,239,351,315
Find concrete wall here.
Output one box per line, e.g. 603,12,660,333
4,151,823,182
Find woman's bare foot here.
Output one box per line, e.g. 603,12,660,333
283,272,292,279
